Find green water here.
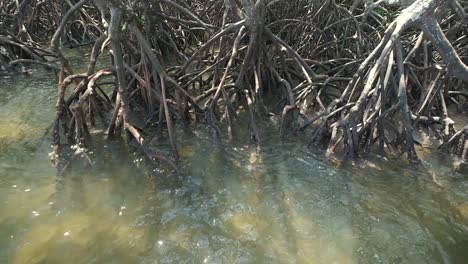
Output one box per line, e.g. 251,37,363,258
1,57,468,264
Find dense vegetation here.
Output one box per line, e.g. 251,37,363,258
1,0,467,173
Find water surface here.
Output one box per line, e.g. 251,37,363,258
0,55,468,264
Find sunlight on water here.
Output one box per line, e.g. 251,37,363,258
1,50,468,264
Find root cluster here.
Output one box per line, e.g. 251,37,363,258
2,0,467,171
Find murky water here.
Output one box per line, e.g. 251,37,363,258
1,52,468,264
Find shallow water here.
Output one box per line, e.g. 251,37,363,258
1,54,468,264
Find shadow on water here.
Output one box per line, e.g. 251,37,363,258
1,51,468,264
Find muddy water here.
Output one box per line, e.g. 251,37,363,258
1,51,468,264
